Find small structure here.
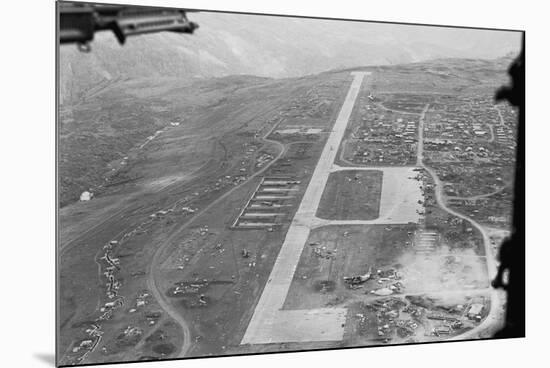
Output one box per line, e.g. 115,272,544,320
467,303,484,319
372,287,393,296
80,191,93,201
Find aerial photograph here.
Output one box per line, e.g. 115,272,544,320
57,2,523,366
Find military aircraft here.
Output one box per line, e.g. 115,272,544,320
343,266,373,285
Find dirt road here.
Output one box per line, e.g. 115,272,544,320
416,104,500,340
146,116,288,357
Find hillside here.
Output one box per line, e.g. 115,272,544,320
58,55,516,208
58,11,521,104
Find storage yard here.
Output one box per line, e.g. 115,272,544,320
232,177,301,229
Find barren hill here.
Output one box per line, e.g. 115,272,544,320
59,11,521,104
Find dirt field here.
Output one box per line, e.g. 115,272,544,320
152,82,351,354
283,224,415,310
281,221,490,344
316,170,382,220
57,70,351,364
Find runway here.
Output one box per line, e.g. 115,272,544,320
241,72,369,345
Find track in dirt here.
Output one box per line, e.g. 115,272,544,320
147,113,288,358
58,99,293,364
416,104,500,341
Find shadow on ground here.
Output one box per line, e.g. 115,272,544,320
34,353,55,366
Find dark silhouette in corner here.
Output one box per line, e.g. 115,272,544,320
492,35,525,338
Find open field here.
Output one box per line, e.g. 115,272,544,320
317,170,382,220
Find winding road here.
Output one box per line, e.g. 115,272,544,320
147,115,289,357
449,185,509,201
416,104,500,340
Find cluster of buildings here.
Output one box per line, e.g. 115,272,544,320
349,111,418,165
422,94,516,228
271,126,324,143
279,84,338,122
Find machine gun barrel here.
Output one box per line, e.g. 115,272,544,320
59,3,198,48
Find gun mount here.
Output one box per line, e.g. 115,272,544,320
58,2,198,51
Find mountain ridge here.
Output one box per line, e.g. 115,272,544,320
59,11,521,104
